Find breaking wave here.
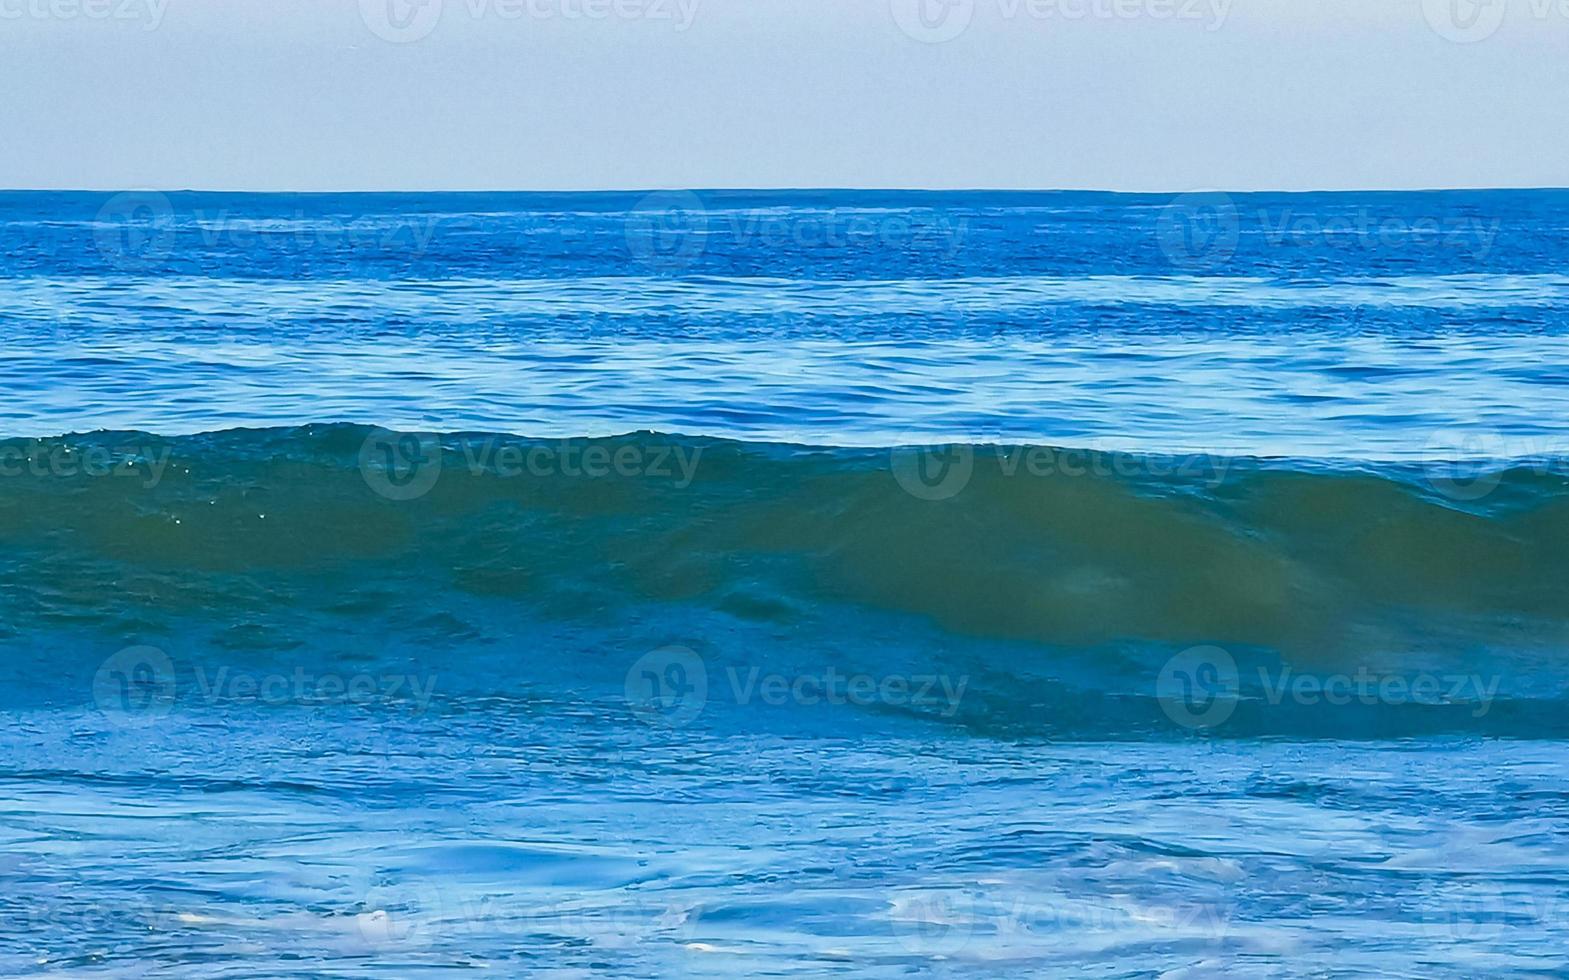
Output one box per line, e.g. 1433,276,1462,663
4,424,1568,737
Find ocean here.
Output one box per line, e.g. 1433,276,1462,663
3,189,1569,976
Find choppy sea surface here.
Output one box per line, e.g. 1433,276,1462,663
3,190,1569,976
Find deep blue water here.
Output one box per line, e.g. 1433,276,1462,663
3,190,1569,976
5,189,1569,457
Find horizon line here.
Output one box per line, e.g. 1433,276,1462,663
3,185,1568,196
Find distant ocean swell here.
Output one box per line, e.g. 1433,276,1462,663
5,424,1569,739
6,189,1536,278
12,274,1569,322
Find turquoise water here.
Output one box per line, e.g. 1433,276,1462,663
3,190,1569,975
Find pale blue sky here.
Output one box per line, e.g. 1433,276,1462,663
3,0,1566,191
